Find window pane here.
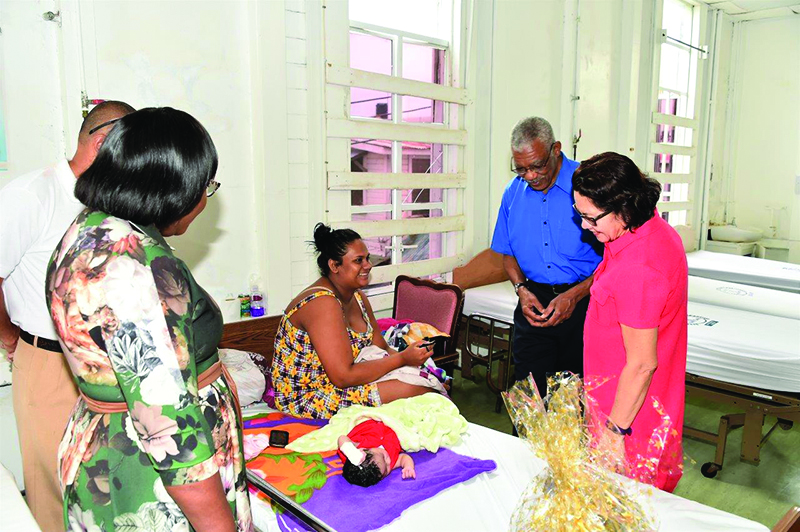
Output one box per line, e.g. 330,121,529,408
401,209,443,263
401,43,445,124
352,212,393,267
350,32,392,120
662,0,694,44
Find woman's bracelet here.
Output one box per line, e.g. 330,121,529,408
605,418,632,436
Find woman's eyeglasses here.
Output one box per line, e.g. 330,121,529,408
572,204,612,226
207,179,221,198
511,143,555,177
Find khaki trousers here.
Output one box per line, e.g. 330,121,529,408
12,337,78,532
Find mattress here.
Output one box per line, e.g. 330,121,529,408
686,301,800,393
462,282,517,323
687,250,800,293
688,276,800,320
246,409,768,532
463,283,800,392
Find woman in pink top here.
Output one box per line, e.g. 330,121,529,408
572,152,688,492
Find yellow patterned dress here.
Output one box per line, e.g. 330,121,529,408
272,288,381,419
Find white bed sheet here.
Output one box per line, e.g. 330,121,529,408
687,250,800,293
686,301,800,392
0,464,40,531
463,283,800,392
246,418,768,532
462,282,517,324
688,276,800,320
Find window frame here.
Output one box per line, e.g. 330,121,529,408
647,0,708,230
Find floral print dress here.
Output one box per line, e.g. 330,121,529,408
45,210,252,531
272,288,381,419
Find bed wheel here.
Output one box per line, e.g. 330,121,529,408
701,462,721,478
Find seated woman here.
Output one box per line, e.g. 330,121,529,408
572,152,688,492
46,108,251,531
272,223,434,419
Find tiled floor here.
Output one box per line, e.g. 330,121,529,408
450,367,800,529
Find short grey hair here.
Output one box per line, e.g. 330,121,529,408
510,117,555,151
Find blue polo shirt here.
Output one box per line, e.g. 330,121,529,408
491,154,602,285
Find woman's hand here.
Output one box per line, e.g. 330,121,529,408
598,424,627,475
400,341,432,367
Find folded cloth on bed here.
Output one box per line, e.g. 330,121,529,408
287,393,468,453
355,345,449,396
243,410,495,532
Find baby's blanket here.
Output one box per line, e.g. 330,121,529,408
286,393,467,453
244,410,494,532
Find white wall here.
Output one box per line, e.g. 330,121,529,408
724,16,800,262
487,0,654,240
0,0,66,183
706,13,735,226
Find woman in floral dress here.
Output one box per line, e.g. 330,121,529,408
272,223,434,419
45,108,252,531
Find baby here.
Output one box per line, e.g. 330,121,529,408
337,419,416,487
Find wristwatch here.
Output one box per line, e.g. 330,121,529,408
606,418,632,436
513,282,526,295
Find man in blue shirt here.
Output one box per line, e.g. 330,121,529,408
491,117,602,397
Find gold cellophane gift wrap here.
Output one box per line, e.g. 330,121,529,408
502,372,657,532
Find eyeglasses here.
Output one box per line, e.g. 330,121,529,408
511,142,555,177
207,179,221,198
572,203,612,226
88,118,121,135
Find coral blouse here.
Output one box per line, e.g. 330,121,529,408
583,213,688,492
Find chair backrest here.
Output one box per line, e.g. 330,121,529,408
392,275,464,351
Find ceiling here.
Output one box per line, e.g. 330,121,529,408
703,0,800,20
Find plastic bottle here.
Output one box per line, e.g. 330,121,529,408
250,285,265,317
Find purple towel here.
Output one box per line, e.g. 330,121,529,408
276,448,496,532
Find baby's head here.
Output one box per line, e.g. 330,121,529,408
342,447,392,487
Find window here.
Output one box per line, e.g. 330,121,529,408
648,0,706,227
322,0,468,309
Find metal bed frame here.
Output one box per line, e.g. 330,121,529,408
460,313,515,413
684,374,799,478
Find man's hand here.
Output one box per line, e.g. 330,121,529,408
530,291,578,328
0,324,20,362
518,287,548,326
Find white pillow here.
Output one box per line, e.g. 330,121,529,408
219,348,266,407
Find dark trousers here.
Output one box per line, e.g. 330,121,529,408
512,281,589,398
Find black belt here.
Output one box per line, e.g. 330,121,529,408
526,279,581,296
19,330,62,353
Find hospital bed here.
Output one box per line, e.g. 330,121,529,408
219,315,772,532
452,250,800,480
687,250,800,293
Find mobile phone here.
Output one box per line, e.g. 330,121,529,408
269,429,290,448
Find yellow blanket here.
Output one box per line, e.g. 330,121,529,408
287,393,467,453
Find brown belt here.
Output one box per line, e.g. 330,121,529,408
80,361,241,417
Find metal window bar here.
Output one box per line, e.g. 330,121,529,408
664,33,707,55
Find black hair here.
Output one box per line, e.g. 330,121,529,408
310,222,362,276
572,152,662,230
341,451,383,487
75,107,218,230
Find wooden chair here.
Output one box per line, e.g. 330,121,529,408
392,275,464,370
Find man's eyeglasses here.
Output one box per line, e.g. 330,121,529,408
511,142,555,177
88,118,121,135
207,179,221,198
572,204,612,226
